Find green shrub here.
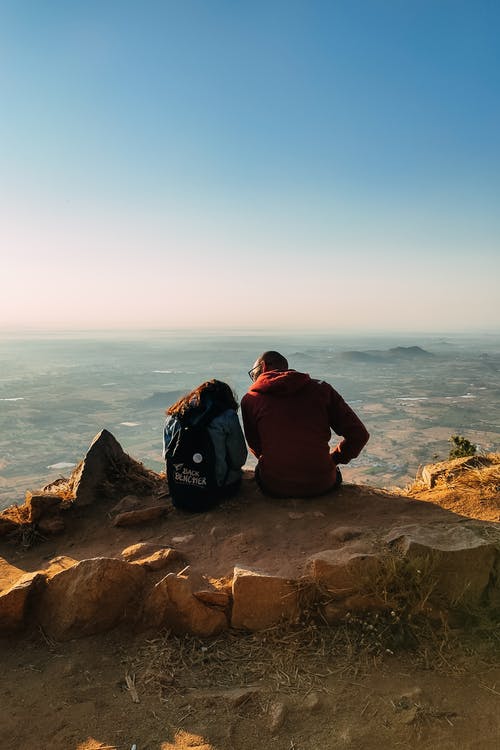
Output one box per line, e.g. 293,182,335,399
448,434,477,459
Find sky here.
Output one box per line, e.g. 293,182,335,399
1,1,499,333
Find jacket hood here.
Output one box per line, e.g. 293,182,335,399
249,369,311,396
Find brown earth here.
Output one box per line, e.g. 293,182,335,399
1,464,500,750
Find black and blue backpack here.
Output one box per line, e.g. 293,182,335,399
165,407,219,511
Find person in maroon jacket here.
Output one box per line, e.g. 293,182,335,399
241,351,369,498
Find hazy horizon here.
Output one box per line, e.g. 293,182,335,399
1,330,498,509
1,325,499,337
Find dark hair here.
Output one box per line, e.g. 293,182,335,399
166,379,238,419
259,350,289,371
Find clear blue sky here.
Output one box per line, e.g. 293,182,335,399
1,1,499,331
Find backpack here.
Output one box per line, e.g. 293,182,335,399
165,412,218,510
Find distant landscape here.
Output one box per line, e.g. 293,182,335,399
1,331,499,509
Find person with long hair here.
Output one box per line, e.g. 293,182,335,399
163,379,247,512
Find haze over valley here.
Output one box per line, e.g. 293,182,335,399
1,330,498,510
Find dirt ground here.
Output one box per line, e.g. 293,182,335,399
1,468,499,750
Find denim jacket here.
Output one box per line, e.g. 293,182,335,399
163,408,247,486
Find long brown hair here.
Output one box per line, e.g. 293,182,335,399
166,379,238,420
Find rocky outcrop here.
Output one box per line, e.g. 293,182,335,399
35,558,147,640
0,431,165,541
42,429,163,506
1,521,499,638
421,454,493,489
1,446,499,640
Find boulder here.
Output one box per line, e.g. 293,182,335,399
120,542,187,571
305,545,381,595
69,430,132,505
0,572,41,633
142,572,227,636
43,429,162,506
35,557,146,640
386,524,498,605
231,567,299,630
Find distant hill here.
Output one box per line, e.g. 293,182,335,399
388,346,434,358
340,346,434,363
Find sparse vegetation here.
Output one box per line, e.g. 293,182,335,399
448,434,477,460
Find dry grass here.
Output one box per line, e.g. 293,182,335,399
442,463,500,494
133,624,374,698
130,603,500,704
0,504,46,548
405,453,500,497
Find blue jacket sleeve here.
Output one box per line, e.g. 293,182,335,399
225,411,248,469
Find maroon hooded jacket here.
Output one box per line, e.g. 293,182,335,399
241,369,369,497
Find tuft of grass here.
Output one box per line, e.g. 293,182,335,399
448,434,477,460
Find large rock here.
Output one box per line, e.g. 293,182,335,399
70,430,132,506
386,524,498,605
42,430,162,506
231,567,300,630
35,557,146,640
0,572,41,633
142,572,227,636
305,545,382,596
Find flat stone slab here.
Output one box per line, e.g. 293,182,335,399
386,523,498,605
231,566,300,630
305,545,382,595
